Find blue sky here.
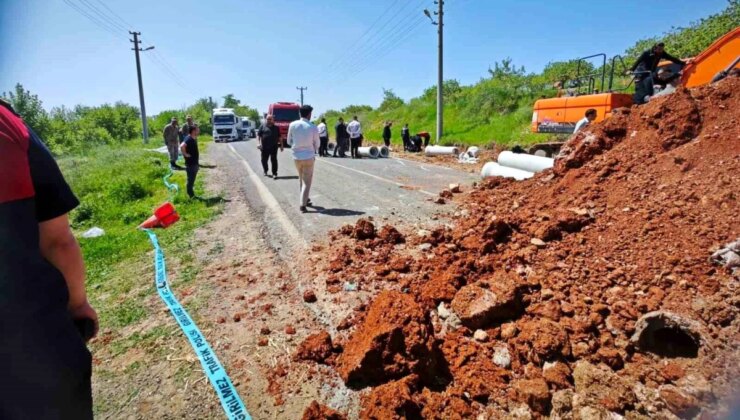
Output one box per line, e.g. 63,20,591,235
0,0,730,116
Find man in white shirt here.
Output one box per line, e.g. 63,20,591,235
287,105,320,213
346,115,363,159
317,118,329,157
574,108,597,134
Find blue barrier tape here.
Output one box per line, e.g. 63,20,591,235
143,229,251,420
163,168,179,201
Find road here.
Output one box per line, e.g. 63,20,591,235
210,137,479,246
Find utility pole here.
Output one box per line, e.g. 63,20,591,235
424,1,444,144
296,86,307,106
130,31,154,143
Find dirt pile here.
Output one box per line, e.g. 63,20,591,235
301,401,347,420
303,76,740,418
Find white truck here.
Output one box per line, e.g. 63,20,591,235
212,108,242,142
240,117,256,139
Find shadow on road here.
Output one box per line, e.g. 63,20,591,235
307,205,364,217
275,176,299,180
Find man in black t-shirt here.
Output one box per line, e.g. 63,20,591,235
1,99,97,419
257,114,282,178
180,124,200,198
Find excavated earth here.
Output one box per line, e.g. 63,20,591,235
298,76,740,419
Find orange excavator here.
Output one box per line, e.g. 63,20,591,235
529,26,740,156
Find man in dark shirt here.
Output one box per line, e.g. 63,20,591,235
629,42,686,104
382,121,392,147
1,99,97,419
257,114,283,178
333,117,348,158
401,123,410,151
179,124,200,198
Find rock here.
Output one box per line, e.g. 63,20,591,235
336,291,436,387
541,288,554,299
473,329,489,342
232,314,242,322
572,361,637,413
295,331,334,364
437,302,451,319
434,197,446,205
449,183,461,193
417,229,432,237
543,361,572,390
659,385,700,418
530,238,546,248
352,218,377,240
676,374,714,402
439,189,454,199
260,326,271,335
378,225,405,244
516,319,571,362
550,389,574,418
216,316,226,324
285,325,297,335
258,337,268,347
630,311,703,358
451,281,520,329
492,345,511,369
359,375,420,420
301,400,347,420
511,378,551,415
418,243,433,251
303,290,318,303
501,323,518,339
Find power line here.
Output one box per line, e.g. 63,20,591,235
62,0,126,41
92,0,135,30
77,0,128,32
327,0,429,80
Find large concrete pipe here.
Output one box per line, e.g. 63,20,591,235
497,150,554,173
466,146,480,157
378,146,390,158
358,146,380,158
481,162,534,180
425,145,460,156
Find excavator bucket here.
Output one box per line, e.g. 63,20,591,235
681,26,740,88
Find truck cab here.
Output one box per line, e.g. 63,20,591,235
267,102,301,145
212,108,241,142
240,117,256,138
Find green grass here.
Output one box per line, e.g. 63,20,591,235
58,136,222,330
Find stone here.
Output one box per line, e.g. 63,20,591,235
530,238,547,248
473,329,489,342
659,385,700,418
501,323,518,339
303,290,318,303
492,345,511,369
437,302,451,319
451,281,520,329
550,389,574,418
572,361,636,413
449,183,461,193
301,400,347,420
418,243,433,251
543,361,572,390
511,378,551,415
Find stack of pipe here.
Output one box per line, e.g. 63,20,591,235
358,146,380,158
481,151,554,180
425,145,459,156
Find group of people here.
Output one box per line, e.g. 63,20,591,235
162,115,200,198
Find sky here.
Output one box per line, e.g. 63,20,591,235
0,0,731,116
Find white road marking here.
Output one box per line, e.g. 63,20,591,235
391,156,455,171
226,144,305,245
319,158,436,197
419,165,430,172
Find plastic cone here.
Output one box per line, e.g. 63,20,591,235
139,214,160,229
138,202,180,229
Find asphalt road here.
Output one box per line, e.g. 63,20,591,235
211,137,479,244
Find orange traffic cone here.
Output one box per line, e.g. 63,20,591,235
139,202,180,229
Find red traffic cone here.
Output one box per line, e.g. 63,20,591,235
139,202,180,229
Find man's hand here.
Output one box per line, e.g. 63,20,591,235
69,299,99,341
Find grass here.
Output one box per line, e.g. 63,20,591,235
58,135,223,330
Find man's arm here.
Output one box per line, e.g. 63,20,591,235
180,140,190,157
663,51,686,66
313,128,320,153
39,213,98,336
287,124,294,147
630,50,648,71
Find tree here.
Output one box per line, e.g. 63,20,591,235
379,88,404,112
222,94,240,108
2,83,49,139
488,58,526,80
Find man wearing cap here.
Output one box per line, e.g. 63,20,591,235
179,114,195,143
163,117,181,169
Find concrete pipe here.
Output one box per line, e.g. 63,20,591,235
425,145,460,156
358,146,380,158
327,142,336,152
466,146,480,157
481,162,534,181
497,150,554,173
378,146,390,158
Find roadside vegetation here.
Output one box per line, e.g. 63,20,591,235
321,0,739,146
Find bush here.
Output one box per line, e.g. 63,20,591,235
110,179,151,203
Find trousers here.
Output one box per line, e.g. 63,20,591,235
294,158,315,207
166,141,179,166
350,136,362,158
261,146,278,175
185,164,199,198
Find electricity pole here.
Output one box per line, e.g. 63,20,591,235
130,31,154,143
297,86,307,106
424,1,444,144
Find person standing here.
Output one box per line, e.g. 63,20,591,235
382,121,392,148
317,118,329,157
179,125,200,198
629,42,686,104
287,105,320,213
257,114,282,178
333,117,348,158
179,114,195,143
1,99,97,419
347,115,363,159
163,117,181,169
401,123,410,151
574,109,597,133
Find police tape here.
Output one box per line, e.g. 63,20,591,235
143,229,251,420
163,168,179,201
